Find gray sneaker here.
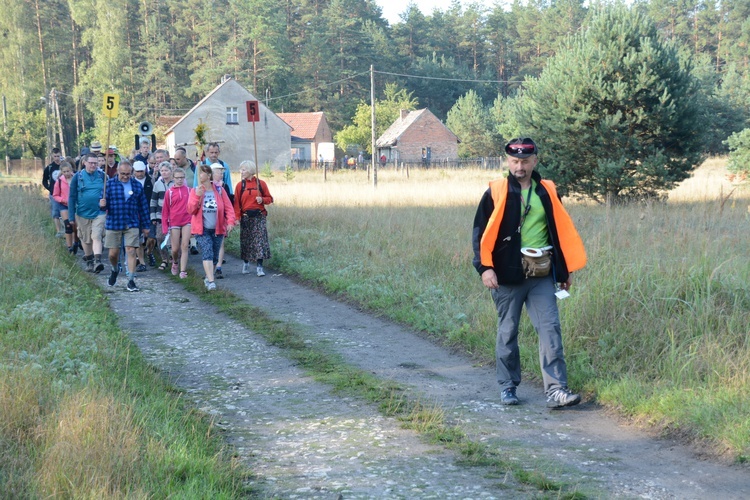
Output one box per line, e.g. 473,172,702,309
546,387,581,409
256,265,265,277
500,387,519,405
242,262,251,274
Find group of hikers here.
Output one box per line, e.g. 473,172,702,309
42,137,273,292
42,133,589,410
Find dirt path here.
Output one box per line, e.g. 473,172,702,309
99,253,749,499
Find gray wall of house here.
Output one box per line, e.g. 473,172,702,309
166,81,291,170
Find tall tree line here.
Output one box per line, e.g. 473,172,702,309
0,0,748,159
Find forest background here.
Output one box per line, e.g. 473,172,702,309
1,0,749,167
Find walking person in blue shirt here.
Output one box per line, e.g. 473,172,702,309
68,154,107,273
103,160,151,291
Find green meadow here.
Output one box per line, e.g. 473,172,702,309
257,159,750,463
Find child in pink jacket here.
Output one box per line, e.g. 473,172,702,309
53,162,77,253
162,167,193,278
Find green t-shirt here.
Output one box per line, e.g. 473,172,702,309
520,181,550,249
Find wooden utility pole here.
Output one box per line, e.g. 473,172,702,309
370,65,377,188
3,95,8,175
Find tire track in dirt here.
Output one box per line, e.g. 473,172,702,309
97,253,749,499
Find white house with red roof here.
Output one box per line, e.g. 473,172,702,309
164,76,292,170
277,112,334,165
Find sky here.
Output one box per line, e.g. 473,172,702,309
374,0,457,25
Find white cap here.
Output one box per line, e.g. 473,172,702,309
133,161,147,171
210,162,225,172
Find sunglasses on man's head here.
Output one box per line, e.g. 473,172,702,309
505,144,536,155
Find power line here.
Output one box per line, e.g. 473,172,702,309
53,66,514,117
374,69,518,84
266,70,371,102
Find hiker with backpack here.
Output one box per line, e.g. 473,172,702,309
233,161,273,277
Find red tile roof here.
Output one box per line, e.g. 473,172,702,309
277,112,325,140
156,115,182,129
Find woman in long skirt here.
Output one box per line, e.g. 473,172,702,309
233,161,273,277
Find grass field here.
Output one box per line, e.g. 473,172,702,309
245,159,750,462
0,185,249,497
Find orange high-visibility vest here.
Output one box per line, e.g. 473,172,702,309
480,178,586,272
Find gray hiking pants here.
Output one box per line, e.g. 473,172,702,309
490,275,568,395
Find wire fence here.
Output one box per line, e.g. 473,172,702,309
2,158,45,179
290,157,504,171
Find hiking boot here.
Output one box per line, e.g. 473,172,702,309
546,387,581,409
256,266,265,277
93,258,104,274
215,268,223,279
108,269,119,287
136,264,148,272
147,253,156,267
242,262,251,274
500,387,519,405
85,257,95,272
126,279,140,292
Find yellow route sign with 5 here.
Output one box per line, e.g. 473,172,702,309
102,93,120,118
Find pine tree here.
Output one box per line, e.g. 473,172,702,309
502,4,705,202
446,90,499,157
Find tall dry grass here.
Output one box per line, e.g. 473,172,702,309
252,161,750,461
38,389,142,497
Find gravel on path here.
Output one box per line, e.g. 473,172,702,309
96,253,749,499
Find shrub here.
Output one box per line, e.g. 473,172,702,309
725,128,750,179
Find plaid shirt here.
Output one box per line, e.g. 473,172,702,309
104,177,151,231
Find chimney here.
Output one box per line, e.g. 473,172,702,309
221,74,233,83
400,109,409,120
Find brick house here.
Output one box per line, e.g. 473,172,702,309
277,112,335,164
376,108,459,164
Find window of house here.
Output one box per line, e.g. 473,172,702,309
226,107,238,124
